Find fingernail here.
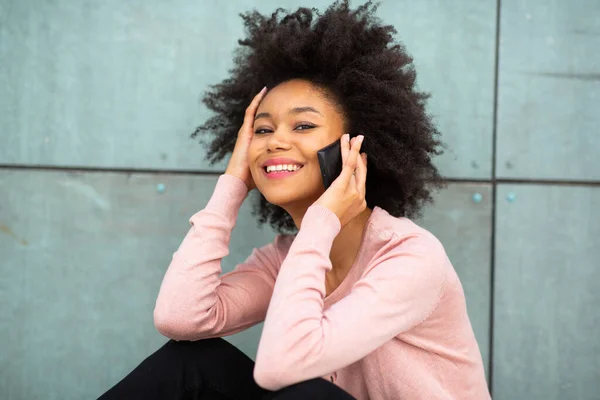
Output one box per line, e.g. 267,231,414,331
345,134,350,142
358,135,364,142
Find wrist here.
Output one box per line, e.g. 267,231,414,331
224,170,254,191
313,200,339,221
303,204,341,232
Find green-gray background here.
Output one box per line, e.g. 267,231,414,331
1,0,598,399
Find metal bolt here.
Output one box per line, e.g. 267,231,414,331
156,183,166,193
506,192,516,203
472,193,483,204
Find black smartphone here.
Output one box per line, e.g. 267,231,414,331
317,139,343,189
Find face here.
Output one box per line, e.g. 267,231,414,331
248,79,346,210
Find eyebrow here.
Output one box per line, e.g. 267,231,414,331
254,106,323,121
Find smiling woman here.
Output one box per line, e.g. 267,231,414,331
248,79,348,212
98,1,490,400
192,1,446,235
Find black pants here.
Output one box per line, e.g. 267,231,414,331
97,337,356,400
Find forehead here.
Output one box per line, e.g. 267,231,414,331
257,79,337,115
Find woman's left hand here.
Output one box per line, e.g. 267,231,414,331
314,134,368,228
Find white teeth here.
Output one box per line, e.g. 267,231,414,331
266,164,302,173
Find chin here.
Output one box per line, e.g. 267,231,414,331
259,185,321,210
260,190,301,208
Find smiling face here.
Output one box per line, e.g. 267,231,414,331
248,79,346,210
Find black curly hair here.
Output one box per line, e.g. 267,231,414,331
192,0,445,234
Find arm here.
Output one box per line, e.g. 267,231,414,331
153,174,279,341
254,204,447,390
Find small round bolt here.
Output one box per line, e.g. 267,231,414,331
472,193,483,204
156,183,166,193
506,192,516,203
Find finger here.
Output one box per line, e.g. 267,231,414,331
242,87,268,132
339,135,364,185
347,135,364,171
348,138,363,190
344,136,361,166
355,152,367,198
246,87,267,118
340,134,350,166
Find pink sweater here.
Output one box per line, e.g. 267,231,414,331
154,174,491,400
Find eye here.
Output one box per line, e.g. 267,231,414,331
254,128,273,135
295,123,316,131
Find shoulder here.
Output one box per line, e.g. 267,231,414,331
363,207,451,281
354,208,453,321
371,207,447,257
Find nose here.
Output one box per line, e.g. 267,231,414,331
266,128,292,153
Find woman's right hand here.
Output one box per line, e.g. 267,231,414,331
224,87,267,191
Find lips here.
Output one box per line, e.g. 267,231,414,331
260,157,305,179
262,166,303,180
261,157,304,168
265,164,302,173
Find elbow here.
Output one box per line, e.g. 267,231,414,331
153,307,202,341
254,352,303,391
153,307,182,339
254,335,322,390
153,296,224,341
253,361,288,391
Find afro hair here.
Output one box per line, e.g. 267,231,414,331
192,0,445,234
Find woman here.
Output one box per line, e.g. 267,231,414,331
99,1,490,399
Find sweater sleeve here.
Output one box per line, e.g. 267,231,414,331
153,174,280,341
254,204,448,390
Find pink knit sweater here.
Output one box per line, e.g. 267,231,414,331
154,174,491,400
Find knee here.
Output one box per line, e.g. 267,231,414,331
265,378,355,400
163,337,230,357
267,378,328,398
164,337,227,349
161,337,246,365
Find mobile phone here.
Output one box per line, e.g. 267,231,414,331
317,138,343,189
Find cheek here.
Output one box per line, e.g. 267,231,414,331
304,162,326,190
247,141,260,166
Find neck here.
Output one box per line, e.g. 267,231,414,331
329,207,373,275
